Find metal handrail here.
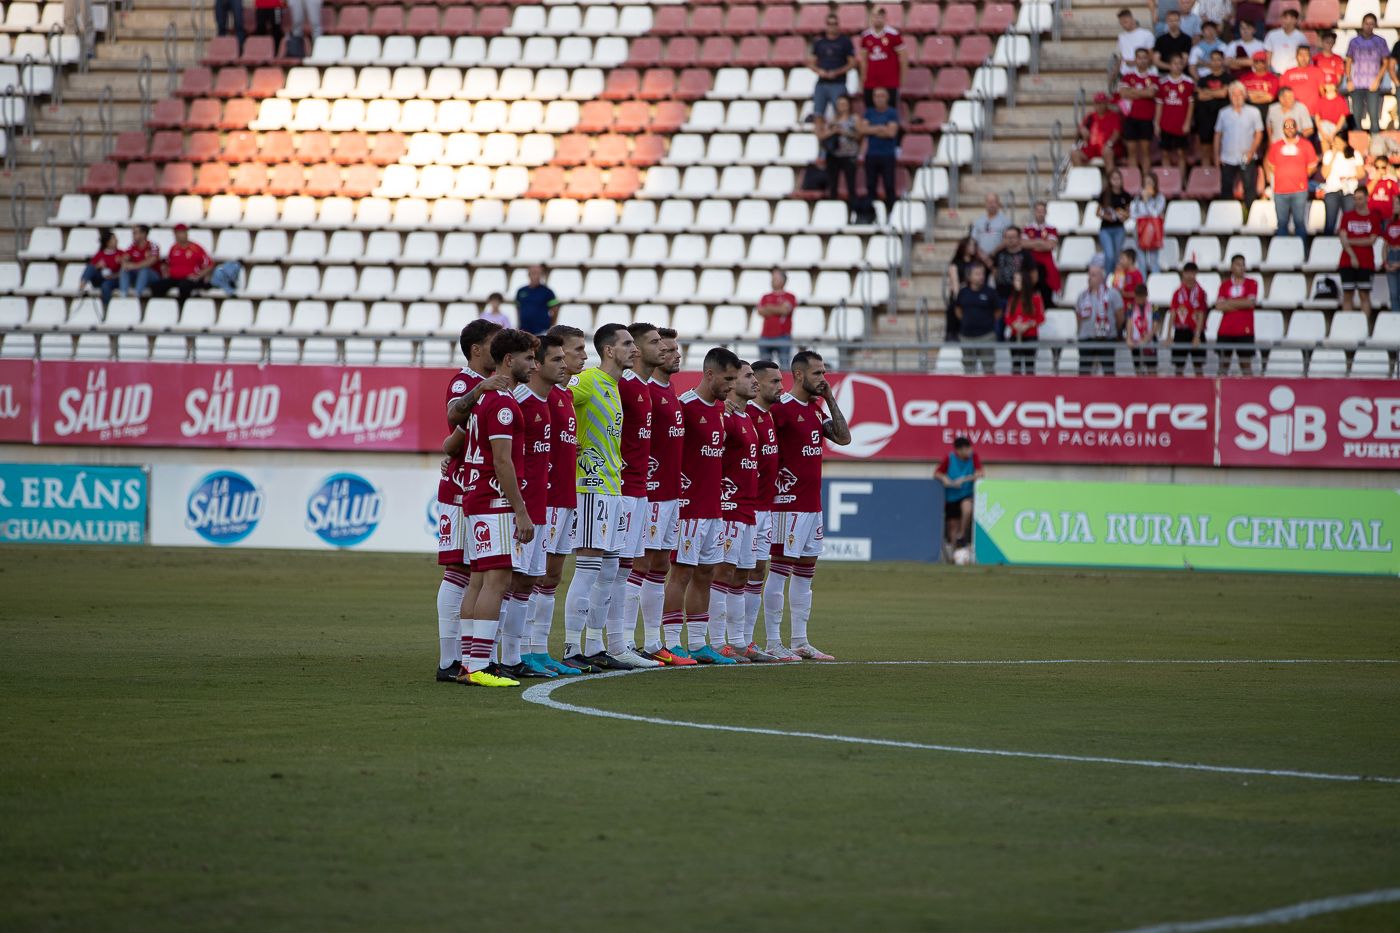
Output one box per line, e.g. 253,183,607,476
191,0,207,65
97,85,114,159
1052,0,1064,43
977,58,996,142
1026,154,1041,213
39,147,57,220
165,23,180,97
19,55,37,139
945,131,961,211
44,24,64,109
78,0,95,73
1004,187,1017,226
138,54,153,130
1050,121,1066,195
921,155,937,242
1,86,16,169
69,117,85,190
10,182,27,262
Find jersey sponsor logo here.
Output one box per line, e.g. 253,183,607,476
306,472,383,547
774,467,799,505
578,448,608,488
473,519,493,553
185,470,263,545
180,368,280,441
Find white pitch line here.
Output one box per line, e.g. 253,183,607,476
519,662,1400,785
1110,886,1400,932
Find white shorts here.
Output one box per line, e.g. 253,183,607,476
544,506,576,556
574,492,625,553
468,512,516,571
675,517,725,566
646,498,680,552
753,510,772,560
618,495,649,559
720,520,758,570
772,510,824,559
437,502,466,566
513,520,548,577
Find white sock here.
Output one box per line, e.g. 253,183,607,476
707,583,728,646
789,567,814,647
528,584,556,654
501,593,528,666
686,612,710,650
437,570,467,668
622,569,644,649
744,581,762,645
565,556,601,655
641,572,665,652
763,565,790,649
604,558,632,655
466,617,497,673
727,588,746,646
592,555,620,655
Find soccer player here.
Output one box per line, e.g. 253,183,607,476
526,325,589,673
455,329,538,688
561,323,659,671
638,328,695,666
745,360,795,661
664,347,741,664
434,319,506,683
764,351,851,661
504,333,572,678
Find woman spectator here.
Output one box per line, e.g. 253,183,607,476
1004,267,1045,375
1320,136,1363,236
1129,173,1167,274
816,95,860,202
79,228,122,306
944,236,984,342
1367,156,1398,220
1097,169,1132,271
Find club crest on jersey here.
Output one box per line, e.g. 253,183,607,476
647,456,660,479
496,407,514,426
776,468,799,494
721,476,739,500
451,379,468,394
679,473,692,490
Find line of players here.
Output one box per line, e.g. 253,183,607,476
432,318,853,687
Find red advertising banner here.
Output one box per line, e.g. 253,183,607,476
0,359,33,444
1217,378,1400,469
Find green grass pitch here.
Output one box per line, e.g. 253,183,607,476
1,546,1398,932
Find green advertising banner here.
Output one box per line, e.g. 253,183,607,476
974,480,1400,576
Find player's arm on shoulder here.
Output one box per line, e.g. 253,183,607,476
442,426,466,457
447,374,509,425
489,435,534,543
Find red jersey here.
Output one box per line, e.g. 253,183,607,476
1339,211,1379,269
1004,294,1045,338
758,290,797,339
1111,266,1145,303
90,248,122,273
1241,70,1279,101
646,377,684,502
546,384,577,509
1216,276,1258,338
1170,282,1208,329
1280,64,1322,111
513,384,550,524
440,367,484,505
1155,75,1195,134
771,393,828,513
747,401,779,515
1085,110,1122,148
617,370,652,498
125,240,160,267
1382,217,1400,249
1312,93,1349,125
1119,70,1158,120
166,241,210,279
1267,137,1315,195
1314,52,1345,87
720,409,759,525
1022,223,1062,292
1368,177,1398,218
859,28,904,89
677,390,725,520
463,389,524,516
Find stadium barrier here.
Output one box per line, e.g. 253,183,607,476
0,462,147,545
974,480,1400,576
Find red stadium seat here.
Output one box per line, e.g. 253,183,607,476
526,165,566,199
267,162,304,197
230,162,269,196
110,131,147,162
1153,166,1183,199
1185,166,1220,199
918,36,955,67
628,135,666,166
928,67,968,100
440,6,473,35
304,163,343,197
796,5,827,34
118,161,156,195
296,131,332,164
907,4,941,32
240,35,276,65
564,166,602,199
248,67,284,98
941,4,978,36
898,134,934,167
771,35,805,67
219,98,257,130
724,6,759,35
576,100,614,133
956,35,993,67
699,37,734,68
406,6,439,36
192,161,231,196
627,36,662,68
1302,0,1338,27
602,68,640,101
472,6,508,36
554,133,591,167
592,133,628,166
331,131,367,164
150,99,184,129
335,6,370,35
654,6,688,36
220,130,258,163
213,66,249,98
150,130,186,162
204,35,239,67
185,98,222,129
649,100,686,133
185,131,221,162
666,37,700,67
369,7,403,35
177,66,214,98
676,69,711,100
342,164,379,198
156,162,195,196
758,5,795,36
837,5,868,32
1118,166,1142,195
912,100,948,128
368,132,405,165
257,130,294,163
735,36,770,67
639,68,676,101
980,3,1016,33
602,166,639,199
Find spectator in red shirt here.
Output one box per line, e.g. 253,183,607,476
1003,267,1045,375
1280,46,1322,113
1241,51,1279,124
1110,246,1145,304
1382,193,1400,314
151,224,214,301
1265,118,1318,244
1166,260,1208,374
1123,283,1157,374
119,224,162,298
1313,30,1346,87
1214,253,1258,375
1154,52,1195,171
1022,200,1062,300
1071,92,1123,172
1312,80,1351,151
1367,156,1398,220
756,270,798,363
80,228,123,306
857,6,906,109
1118,47,1159,181
1339,195,1379,318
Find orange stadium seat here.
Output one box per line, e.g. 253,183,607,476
796,6,827,34
602,69,640,101
1185,166,1221,200
304,163,343,197
677,69,712,100
908,4,941,32
221,131,258,163
699,37,735,68
526,166,566,199
473,7,509,36
603,166,639,199
214,66,249,98
150,99,184,129
370,7,403,35
332,132,368,164
119,162,156,196
369,133,405,165
735,36,770,67
267,162,304,197
593,133,629,166
336,6,370,34
554,133,591,166
343,164,380,197
565,166,603,200
928,67,968,100
771,36,805,67
240,35,276,65
259,131,294,163
639,68,676,101
80,162,119,194
157,162,195,196
980,4,1016,33
650,101,686,133
725,6,759,35
577,100,614,133
296,131,332,164
628,134,666,166
1154,167,1183,199
899,134,934,167
110,131,147,162
249,67,284,98
406,7,439,36
204,35,239,67
177,66,213,98
956,35,993,67
667,37,699,67
185,131,221,162
189,161,229,196
440,6,473,35
919,36,955,67
1265,0,1303,26
220,99,257,130
185,98,221,129
913,100,948,128
230,162,270,196
837,5,868,32
1302,0,1338,27
150,130,186,161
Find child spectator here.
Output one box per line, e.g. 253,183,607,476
1155,54,1195,171
480,292,512,328
119,225,161,298
1189,20,1225,79
1111,247,1145,303
935,436,983,556
1312,80,1350,152
1124,283,1157,374
1215,253,1259,375
1130,174,1167,274
1071,92,1123,172
1313,31,1346,89
1167,261,1209,374
1004,268,1045,375
1339,197,1379,319
1368,157,1398,220
80,228,122,306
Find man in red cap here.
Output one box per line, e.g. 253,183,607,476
1241,50,1279,126
150,224,215,301
1071,91,1123,172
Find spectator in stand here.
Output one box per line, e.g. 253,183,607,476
1111,246,1146,303
1167,260,1209,374
1264,10,1307,75
816,95,860,203
757,269,797,362
1071,92,1123,172
253,0,283,53
1214,253,1258,375
1368,156,1399,220
119,224,160,298
858,87,900,211
1074,264,1125,375
514,265,557,336
1189,20,1225,79
1004,268,1045,375
285,0,322,50
1281,46,1323,114
972,193,1012,263
1242,51,1279,124
1229,20,1266,77
1120,47,1160,180
1266,86,1314,142
1155,53,1195,171
1154,11,1192,70
80,228,123,306
1234,0,1265,32
1339,196,1379,317
1320,136,1364,235
150,224,214,301
1161,0,1202,38
1195,0,1234,36
1097,169,1132,271
1347,14,1389,134
1382,192,1400,313
1022,200,1063,302
1124,283,1157,374
858,6,905,109
480,292,512,328
944,236,986,341
1194,50,1231,166
991,226,1032,299
935,436,983,556
1215,81,1265,215
1130,174,1167,273
953,263,1001,374
809,12,857,119
1266,117,1318,244
1117,9,1156,73
1314,30,1347,88
214,0,246,52
1313,79,1351,151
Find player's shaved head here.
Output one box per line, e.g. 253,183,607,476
460,319,502,360
751,359,783,404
